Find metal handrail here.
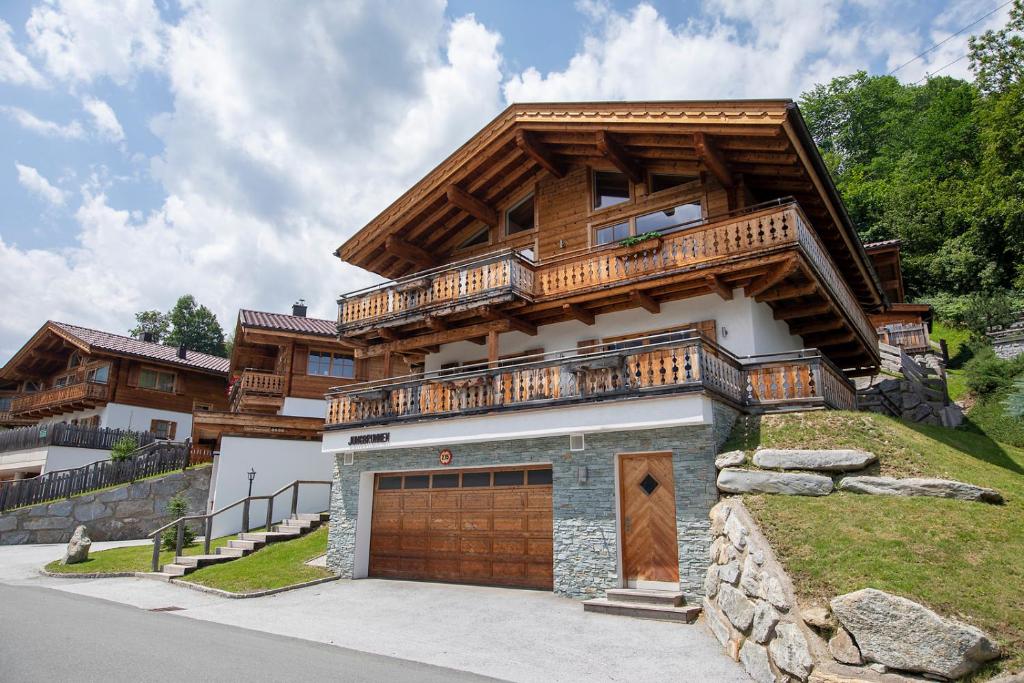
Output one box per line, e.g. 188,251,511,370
147,479,332,572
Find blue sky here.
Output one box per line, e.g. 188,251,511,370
0,0,1012,361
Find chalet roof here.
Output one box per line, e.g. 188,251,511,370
51,322,230,374
238,310,337,336
863,239,902,252
334,100,885,310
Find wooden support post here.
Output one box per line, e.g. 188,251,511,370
175,520,185,559
562,303,595,326
705,275,733,300
515,130,565,178
382,350,393,378
693,132,735,190
265,497,274,533
242,499,250,534
290,482,299,517
748,258,798,299
446,185,498,227
487,330,499,369
385,235,436,269
204,517,212,555
596,130,645,185
151,535,161,572
629,290,660,314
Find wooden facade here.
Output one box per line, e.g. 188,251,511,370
864,239,933,354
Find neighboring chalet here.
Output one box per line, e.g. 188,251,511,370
864,239,934,354
194,303,409,536
319,101,887,599
0,321,229,481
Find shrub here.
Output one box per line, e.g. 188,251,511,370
924,290,1023,339
109,435,138,462
964,346,1024,396
161,495,196,551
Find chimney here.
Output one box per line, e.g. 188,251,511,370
292,299,307,317
177,343,187,360
141,331,155,343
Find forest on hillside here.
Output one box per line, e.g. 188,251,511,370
799,0,1023,331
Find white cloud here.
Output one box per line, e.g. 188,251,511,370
0,19,46,87
15,163,66,205
1,105,84,138
26,0,164,84
81,96,125,142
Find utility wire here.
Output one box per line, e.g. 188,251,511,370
913,53,969,84
887,0,1012,76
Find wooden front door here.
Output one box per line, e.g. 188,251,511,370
619,452,680,585
369,466,553,589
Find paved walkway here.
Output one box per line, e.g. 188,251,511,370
0,542,749,682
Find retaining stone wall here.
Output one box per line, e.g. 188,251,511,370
327,420,724,598
0,466,211,545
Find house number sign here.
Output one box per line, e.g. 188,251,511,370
439,448,453,466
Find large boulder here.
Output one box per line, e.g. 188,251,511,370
768,622,813,680
716,450,746,469
837,476,1004,504
717,469,833,496
753,449,876,472
830,588,1000,679
61,525,91,565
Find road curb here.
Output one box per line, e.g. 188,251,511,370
162,573,342,599
40,568,137,579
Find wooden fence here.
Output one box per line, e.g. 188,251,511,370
0,423,157,455
0,440,190,513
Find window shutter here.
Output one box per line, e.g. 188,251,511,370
294,346,308,375
168,421,177,440
175,372,186,395
577,339,599,353
149,419,159,434
127,363,141,387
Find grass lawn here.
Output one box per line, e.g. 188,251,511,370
727,411,1024,675
967,379,1024,450
182,526,331,593
931,320,972,401
45,532,237,575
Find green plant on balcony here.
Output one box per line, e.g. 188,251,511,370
618,231,662,248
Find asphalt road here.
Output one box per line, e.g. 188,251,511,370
0,584,496,682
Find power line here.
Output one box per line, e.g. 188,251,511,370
887,0,1012,76
913,53,969,84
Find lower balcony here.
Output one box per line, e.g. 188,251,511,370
229,370,286,413
877,323,931,355
325,332,856,430
10,381,110,418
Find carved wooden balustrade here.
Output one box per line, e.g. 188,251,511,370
325,332,856,429
229,369,286,412
10,381,110,417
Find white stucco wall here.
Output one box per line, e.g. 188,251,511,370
0,447,47,477
36,405,108,428
102,403,194,437
207,436,333,538
424,292,803,372
281,397,327,419
42,446,112,474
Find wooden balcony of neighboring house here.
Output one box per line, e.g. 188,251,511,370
325,331,857,430
0,408,35,428
228,369,286,414
9,380,111,418
877,322,931,355
192,410,325,444
338,200,881,371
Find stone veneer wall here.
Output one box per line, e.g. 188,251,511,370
703,498,818,682
0,466,211,545
327,421,723,598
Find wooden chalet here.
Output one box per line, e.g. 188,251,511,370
864,239,933,354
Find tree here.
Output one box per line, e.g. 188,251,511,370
129,310,170,343
161,494,196,550
164,295,228,358
968,0,1024,96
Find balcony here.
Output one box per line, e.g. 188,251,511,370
877,323,931,355
325,332,856,430
229,370,286,414
0,423,157,456
10,381,110,418
337,201,880,369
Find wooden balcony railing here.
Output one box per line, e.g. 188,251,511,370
229,370,286,412
339,250,535,331
0,423,157,455
335,201,877,354
878,323,930,354
10,381,110,417
325,332,856,429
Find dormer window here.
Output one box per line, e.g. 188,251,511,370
68,351,82,369
593,171,630,210
505,194,535,235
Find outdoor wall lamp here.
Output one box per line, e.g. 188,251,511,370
247,467,257,497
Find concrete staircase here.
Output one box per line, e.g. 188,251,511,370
583,589,701,623
160,512,329,577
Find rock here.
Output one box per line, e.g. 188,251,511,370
717,469,833,496
710,536,726,562
98,487,129,503
724,512,748,550
802,606,836,630
73,501,108,523
740,640,777,683
718,584,756,631
0,530,31,545
987,672,1024,683
828,627,863,665
759,572,791,611
704,564,721,598
830,588,1000,679
837,476,1004,504
62,525,91,565
719,560,740,586
710,503,731,535
740,554,762,597
753,449,877,472
703,597,740,653
768,622,813,681
716,450,746,469
751,601,780,644
0,516,17,532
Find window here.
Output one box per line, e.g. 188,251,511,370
527,469,553,485
635,202,702,233
595,221,630,246
462,471,491,487
81,415,100,429
23,381,41,393
378,476,402,490
0,397,11,412
139,368,176,392
649,174,691,193
494,470,525,486
53,375,71,388
431,473,459,488
505,194,535,235
193,401,214,412
457,226,489,250
150,419,177,440
86,364,110,384
67,351,82,369
404,475,429,489
593,171,630,209
308,351,355,379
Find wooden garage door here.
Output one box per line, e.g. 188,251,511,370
370,466,553,589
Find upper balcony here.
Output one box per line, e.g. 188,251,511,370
337,200,880,371
325,331,857,430
228,369,286,414
10,381,110,419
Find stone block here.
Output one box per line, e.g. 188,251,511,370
837,476,1004,504
740,640,778,683
23,516,69,530
752,449,876,472
0,515,18,532
98,487,129,503
718,469,833,496
73,501,109,523
719,584,756,631
0,530,31,545
768,622,813,681
115,500,154,517
751,601,779,644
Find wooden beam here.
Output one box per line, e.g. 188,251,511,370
748,258,798,299
791,318,844,336
705,274,733,301
378,328,403,342
425,316,447,333
693,132,735,189
595,130,645,185
468,337,487,346
384,235,437,269
629,290,660,314
806,330,855,347
487,330,499,369
480,305,537,336
758,283,818,302
446,185,497,227
515,130,565,179
773,302,832,321
355,320,510,358
562,303,595,326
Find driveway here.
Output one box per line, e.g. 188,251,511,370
0,542,749,682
